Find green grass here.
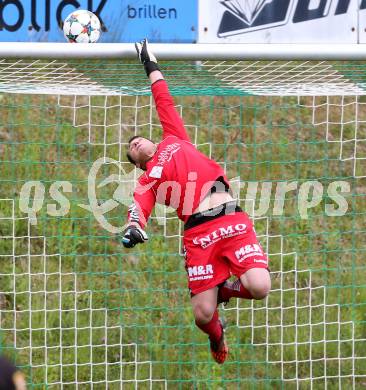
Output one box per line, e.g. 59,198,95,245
0,90,365,389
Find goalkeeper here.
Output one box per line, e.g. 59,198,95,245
122,39,271,365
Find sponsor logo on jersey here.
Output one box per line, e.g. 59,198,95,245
234,243,265,262
157,143,181,166
193,223,247,248
187,264,214,281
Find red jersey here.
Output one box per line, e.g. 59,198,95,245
128,79,230,228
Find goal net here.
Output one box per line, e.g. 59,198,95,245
0,44,365,389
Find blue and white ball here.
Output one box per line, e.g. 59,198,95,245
63,10,101,43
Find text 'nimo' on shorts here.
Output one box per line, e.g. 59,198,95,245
183,211,268,295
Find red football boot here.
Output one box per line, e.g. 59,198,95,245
209,320,228,364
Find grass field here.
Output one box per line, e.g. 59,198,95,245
0,87,365,389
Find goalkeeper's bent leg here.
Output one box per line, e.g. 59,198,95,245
240,268,271,300
218,269,271,304
217,279,253,304
191,287,222,343
195,309,223,345
191,288,229,364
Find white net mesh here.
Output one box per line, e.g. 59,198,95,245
0,56,364,388
0,59,365,96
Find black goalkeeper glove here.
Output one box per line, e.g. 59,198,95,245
135,38,160,77
121,225,148,248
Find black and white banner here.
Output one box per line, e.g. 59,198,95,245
199,0,366,43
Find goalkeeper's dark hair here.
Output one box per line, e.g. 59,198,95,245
126,152,136,165
126,135,153,165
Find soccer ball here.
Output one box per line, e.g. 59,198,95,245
63,10,101,43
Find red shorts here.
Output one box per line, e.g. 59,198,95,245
183,212,268,295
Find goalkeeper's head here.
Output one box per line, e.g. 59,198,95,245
0,356,27,389
127,136,157,170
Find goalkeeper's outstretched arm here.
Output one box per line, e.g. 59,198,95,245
122,39,193,249
135,39,191,142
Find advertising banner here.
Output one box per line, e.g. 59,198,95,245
0,0,197,42
199,0,361,43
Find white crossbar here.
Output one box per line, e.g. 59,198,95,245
1,42,366,60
